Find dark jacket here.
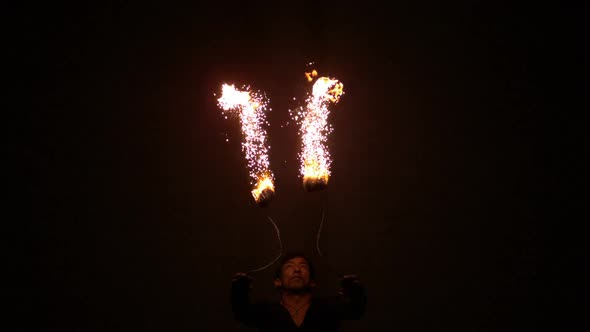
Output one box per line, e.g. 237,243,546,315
231,280,366,331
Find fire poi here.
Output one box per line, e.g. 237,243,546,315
216,84,275,207
294,69,344,191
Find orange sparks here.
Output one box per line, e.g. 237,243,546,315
217,84,275,205
294,70,344,191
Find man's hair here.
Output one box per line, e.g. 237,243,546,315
274,251,316,281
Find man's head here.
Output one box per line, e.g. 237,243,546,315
274,252,316,293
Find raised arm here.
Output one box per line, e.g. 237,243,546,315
230,273,261,327
336,274,367,319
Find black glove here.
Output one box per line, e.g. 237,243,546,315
339,274,363,296
232,273,254,291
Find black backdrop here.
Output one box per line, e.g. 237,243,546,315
22,2,582,331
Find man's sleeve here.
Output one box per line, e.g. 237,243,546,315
230,278,262,327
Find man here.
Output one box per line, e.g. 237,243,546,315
231,252,366,331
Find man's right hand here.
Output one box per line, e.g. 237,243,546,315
338,274,362,296
232,273,254,290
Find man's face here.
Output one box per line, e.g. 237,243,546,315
274,257,315,291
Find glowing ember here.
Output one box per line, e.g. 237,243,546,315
305,69,318,82
217,84,275,205
294,70,344,191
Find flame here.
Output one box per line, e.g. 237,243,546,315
305,70,318,82
294,70,344,190
217,84,275,203
251,174,275,201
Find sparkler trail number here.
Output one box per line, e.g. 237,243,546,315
217,70,344,202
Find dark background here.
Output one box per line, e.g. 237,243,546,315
21,1,582,331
